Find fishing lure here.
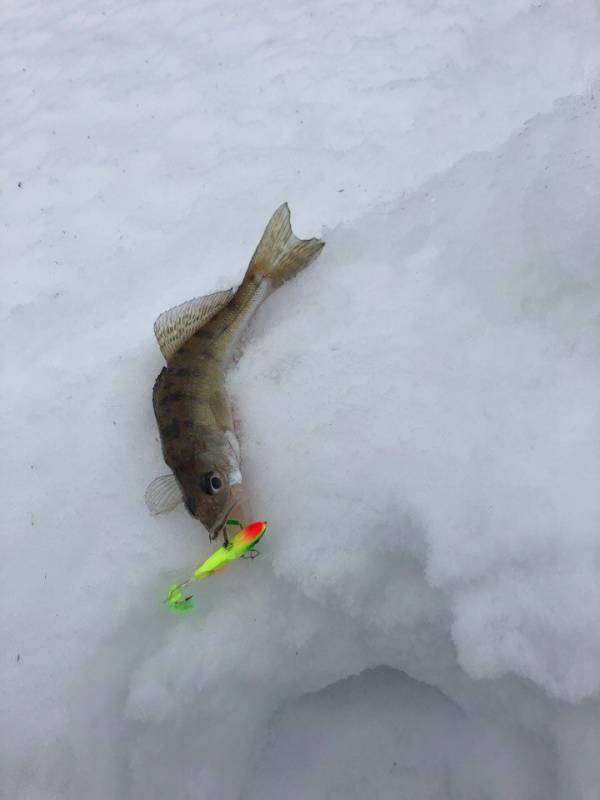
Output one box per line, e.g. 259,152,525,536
164,519,268,614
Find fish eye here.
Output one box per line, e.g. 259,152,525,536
200,471,224,495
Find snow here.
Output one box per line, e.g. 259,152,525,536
3,1,600,798
244,668,555,800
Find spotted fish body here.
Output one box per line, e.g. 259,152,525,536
146,204,324,539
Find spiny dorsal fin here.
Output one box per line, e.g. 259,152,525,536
154,288,235,361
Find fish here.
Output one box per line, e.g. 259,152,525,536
146,203,324,541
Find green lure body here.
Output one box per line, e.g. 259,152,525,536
165,520,267,613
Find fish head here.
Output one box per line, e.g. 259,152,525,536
174,453,248,537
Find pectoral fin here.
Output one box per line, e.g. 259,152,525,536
145,474,183,515
154,288,235,361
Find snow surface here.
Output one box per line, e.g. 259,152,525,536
3,1,600,798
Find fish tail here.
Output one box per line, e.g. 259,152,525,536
245,203,324,289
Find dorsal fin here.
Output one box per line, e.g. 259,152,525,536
154,288,235,361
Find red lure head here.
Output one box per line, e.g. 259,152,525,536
238,520,267,548
232,522,267,553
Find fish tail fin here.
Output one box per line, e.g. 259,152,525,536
245,203,325,289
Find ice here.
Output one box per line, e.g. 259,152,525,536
3,1,600,798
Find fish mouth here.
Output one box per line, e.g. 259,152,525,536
210,487,249,538
210,501,237,539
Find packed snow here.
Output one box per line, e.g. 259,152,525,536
3,1,600,798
